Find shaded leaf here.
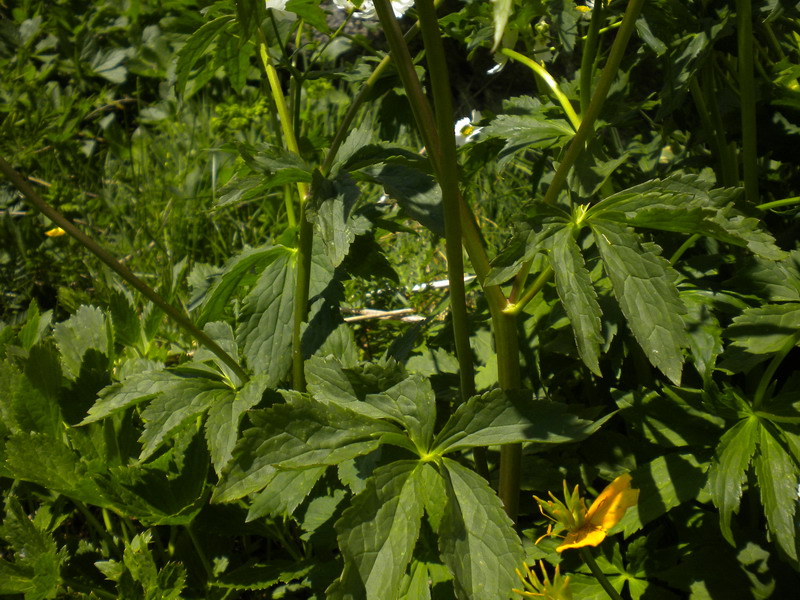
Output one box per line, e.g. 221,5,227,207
592,221,688,384
550,226,603,375
329,461,426,600
707,416,759,545
439,459,523,600
213,395,398,502
433,390,613,454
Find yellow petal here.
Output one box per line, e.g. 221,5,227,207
45,227,66,237
556,473,639,552
557,526,606,552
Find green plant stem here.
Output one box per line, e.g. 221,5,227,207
73,500,118,555
736,0,759,203
320,1,443,177
689,77,731,187
414,0,475,405
756,196,800,210
669,233,700,266
64,579,117,600
580,0,604,116
702,64,739,187
754,333,799,409
504,265,553,316
543,0,645,207
187,522,215,584
374,0,518,510
0,156,248,383
257,33,312,391
511,0,644,310
501,48,581,130
580,547,624,600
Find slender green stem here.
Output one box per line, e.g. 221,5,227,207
756,196,800,210
414,0,475,405
580,0,604,116
504,266,553,316
702,65,738,186
736,0,759,203
580,547,624,600
187,523,215,586
0,157,248,382
501,48,581,130
542,0,645,207
511,0,644,308
669,233,700,266
64,580,117,600
258,30,312,391
73,500,118,555
754,333,799,409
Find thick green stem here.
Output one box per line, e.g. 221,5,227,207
501,48,581,130
414,0,475,404
581,547,624,600
373,0,519,510
736,0,759,203
0,157,248,383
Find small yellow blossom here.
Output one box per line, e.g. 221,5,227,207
45,227,66,237
533,473,639,553
513,561,572,600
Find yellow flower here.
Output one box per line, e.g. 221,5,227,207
45,227,66,237
533,473,639,553
513,561,572,599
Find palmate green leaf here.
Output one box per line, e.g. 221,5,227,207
724,303,800,355
1,358,61,438
754,424,798,561
139,375,232,461
360,163,443,236
238,248,296,383
550,226,603,375
196,245,289,326
486,218,566,286
95,433,208,526
285,0,330,33
707,416,759,545
205,374,269,475
588,174,785,259
247,467,327,521
306,171,363,268
482,113,574,165
53,305,111,380
213,395,399,502
620,452,709,536
365,376,436,452
433,390,613,454
5,432,110,508
80,367,168,424
19,301,51,351
0,498,63,600
439,459,523,600
175,16,234,96
591,221,688,384
328,461,427,600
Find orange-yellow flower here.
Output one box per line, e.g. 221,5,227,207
45,227,66,237
533,473,639,553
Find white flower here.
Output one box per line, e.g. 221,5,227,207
265,0,288,9
332,0,414,19
454,112,482,146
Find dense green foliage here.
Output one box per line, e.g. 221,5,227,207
2,0,800,598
